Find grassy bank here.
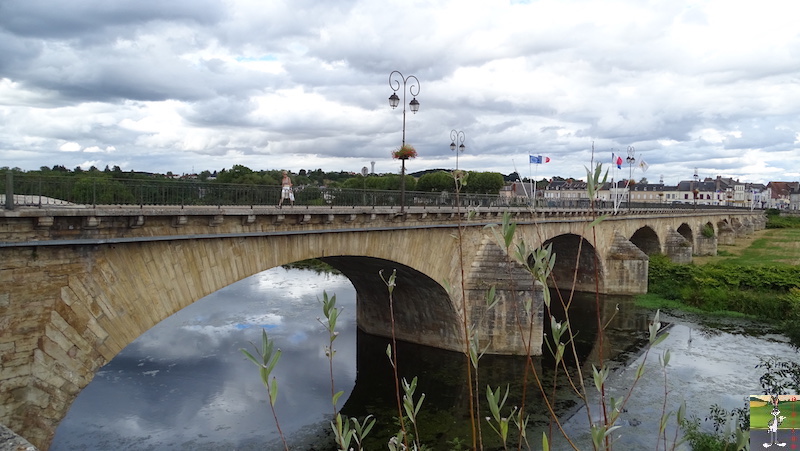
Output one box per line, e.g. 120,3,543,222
640,212,800,347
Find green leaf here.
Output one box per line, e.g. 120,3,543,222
486,386,501,420
269,377,279,406
266,348,281,374
589,214,609,228
414,393,426,416
333,390,344,407
659,411,672,435
239,348,261,367
651,332,669,347
555,343,565,364
485,285,497,308
592,364,608,393
505,223,516,249
542,432,550,451
386,344,393,367
590,424,605,449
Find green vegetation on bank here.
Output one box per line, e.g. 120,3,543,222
642,213,800,347
765,208,800,229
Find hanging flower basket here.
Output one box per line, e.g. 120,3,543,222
392,144,418,160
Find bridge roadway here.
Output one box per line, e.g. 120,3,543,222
0,204,765,449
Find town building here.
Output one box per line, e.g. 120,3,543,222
502,175,774,210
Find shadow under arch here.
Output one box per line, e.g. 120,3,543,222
630,225,661,256
319,256,462,353
677,223,694,244
540,233,602,294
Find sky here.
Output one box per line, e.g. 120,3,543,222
2,0,800,185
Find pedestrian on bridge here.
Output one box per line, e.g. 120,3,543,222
278,171,294,207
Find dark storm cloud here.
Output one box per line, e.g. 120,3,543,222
0,0,224,40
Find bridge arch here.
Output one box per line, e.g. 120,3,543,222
676,223,693,244
98,231,468,362
541,233,603,293
319,256,461,351
5,230,471,449
629,226,661,256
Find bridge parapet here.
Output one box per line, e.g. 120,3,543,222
1,204,764,247
0,205,630,246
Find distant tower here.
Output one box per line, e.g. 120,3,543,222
371,161,375,174
660,174,664,184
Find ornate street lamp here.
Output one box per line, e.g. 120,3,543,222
626,146,635,209
449,130,466,170
388,70,420,214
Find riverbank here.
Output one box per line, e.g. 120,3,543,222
692,227,800,266
641,218,800,349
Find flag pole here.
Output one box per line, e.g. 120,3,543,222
512,158,529,200
529,158,533,206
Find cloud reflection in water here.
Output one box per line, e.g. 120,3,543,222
51,267,357,450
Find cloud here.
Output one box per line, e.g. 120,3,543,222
1,0,799,184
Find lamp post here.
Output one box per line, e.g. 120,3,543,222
388,70,420,213
693,168,699,210
449,130,466,170
626,146,635,209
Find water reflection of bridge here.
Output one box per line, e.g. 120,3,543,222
342,290,652,450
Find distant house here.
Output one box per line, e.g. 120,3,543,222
790,184,800,211
501,175,770,208
668,176,766,207
629,182,671,203
765,182,799,209
543,179,591,204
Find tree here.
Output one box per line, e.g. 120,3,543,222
416,171,454,192
340,177,365,189
463,171,504,194
215,165,254,184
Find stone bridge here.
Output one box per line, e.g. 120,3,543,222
0,204,765,449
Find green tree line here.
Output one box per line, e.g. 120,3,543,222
5,165,507,194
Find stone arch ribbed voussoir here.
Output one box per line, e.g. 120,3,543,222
86,228,466,362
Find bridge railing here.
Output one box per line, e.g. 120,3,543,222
3,173,532,209
3,172,760,211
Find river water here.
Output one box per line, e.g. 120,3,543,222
50,267,798,450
